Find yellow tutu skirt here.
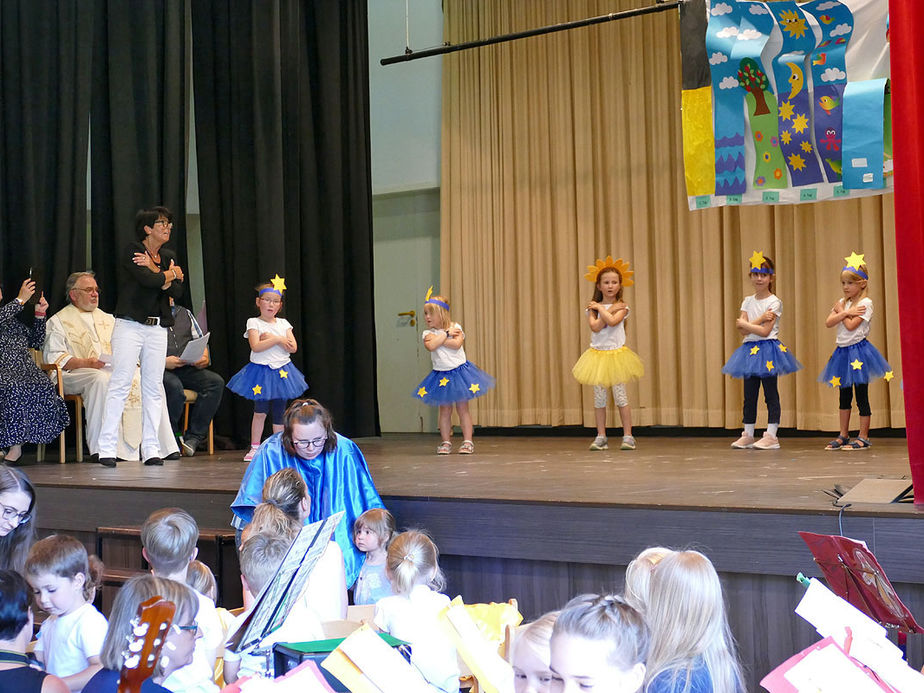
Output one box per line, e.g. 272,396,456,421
572,346,644,386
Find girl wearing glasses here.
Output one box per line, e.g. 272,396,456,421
0,466,36,573
227,281,308,462
231,399,384,587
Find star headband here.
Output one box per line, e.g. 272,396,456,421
260,273,287,296
842,251,868,279
748,251,774,274
424,286,450,310
583,256,634,286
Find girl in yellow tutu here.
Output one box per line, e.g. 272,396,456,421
572,257,644,451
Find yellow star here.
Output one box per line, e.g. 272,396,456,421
439,377,450,387
792,113,809,134
829,376,841,387
779,101,795,121
884,371,894,382
279,369,288,379
748,251,766,270
252,385,262,395
800,141,813,153
781,130,792,145
844,251,865,270
850,359,864,370
271,274,287,292
779,344,788,352
787,153,806,171
766,360,775,372
749,345,760,355
468,383,481,394
417,386,428,398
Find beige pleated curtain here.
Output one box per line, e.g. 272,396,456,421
440,0,902,431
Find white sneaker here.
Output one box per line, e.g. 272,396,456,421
731,433,756,449
589,436,608,451
752,433,780,450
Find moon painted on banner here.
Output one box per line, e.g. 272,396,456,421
785,61,804,99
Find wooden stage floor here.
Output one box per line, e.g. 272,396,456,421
22,433,922,518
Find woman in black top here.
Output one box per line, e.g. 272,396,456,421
97,207,185,468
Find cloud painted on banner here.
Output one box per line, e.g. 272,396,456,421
711,2,733,15
709,52,729,65
829,23,851,37
716,26,739,38
749,4,770,14
719,76,740,90
737,29,764,41
814,1,840,9
821,67,847,82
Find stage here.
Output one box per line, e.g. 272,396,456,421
23,433,924,689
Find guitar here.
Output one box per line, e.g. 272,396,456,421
117,596,176,693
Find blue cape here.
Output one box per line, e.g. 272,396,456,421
231,432,384,585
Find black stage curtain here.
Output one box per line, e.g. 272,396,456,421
90,0,190,312
191,0,379,439
0,1,92,312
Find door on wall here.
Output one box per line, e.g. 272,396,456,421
372,191,440,432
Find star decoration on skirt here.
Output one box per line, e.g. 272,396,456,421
766,361,774,372
279,369,288,379
850,359,864,370
779,344,788,353
252,385,262,395
884,371,894,382
417,387,427,398
829,376,841,387
439,377,450,387
749,345,760,355
469,383,481,394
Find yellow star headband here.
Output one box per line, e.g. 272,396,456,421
424,286,449,310
748,250,773,274
260,274,287,297
843,251,868,279
584,256,634,286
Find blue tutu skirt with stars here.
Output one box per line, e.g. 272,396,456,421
414,360,495,406
227,361,308,401
722,339,802,378
818,338,891,387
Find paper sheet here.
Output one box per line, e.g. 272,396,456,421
179,333,209,363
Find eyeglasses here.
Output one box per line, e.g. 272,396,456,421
258,297,282,304
154,219,173,227
74,287,100,295
0,502,31,526
292,436,327,450
173,621,198,634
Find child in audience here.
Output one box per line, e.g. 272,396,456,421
511,611,559,693
643,551,743,693
141,508,222,693
223,532,324,683
25,535,106,692
374,530,459,692
246,502,300,542
624,546,674,613
352,508,396,605
262,468,310,525
549,593,647,693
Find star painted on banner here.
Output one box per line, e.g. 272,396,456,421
252,385,262,395
271,274,287,292
766,360,775,372
884,371,894,382
279,369,288,379
779,344,788,352
469,383,481,394
417,387,428,398
750,345,761,355
800,141,813,153
850,359,864,370
781,130,792,145
439,377,450,387
792,113,809,134
844,251,865,270
788,153,806,171
779,101,795,121
749,251,766,270
829,376,841,387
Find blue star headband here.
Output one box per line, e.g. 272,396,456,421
259,287,283,297
424,286,449,310
842,252,868,279
748,251,774,274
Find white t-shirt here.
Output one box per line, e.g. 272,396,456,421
587,304,629,350
423,323,467,371
245,317,294,369
162,591,223,693
299,541,348,623
35,602,108,688
740,293,781,342
374,585,460,693
836,297,873,346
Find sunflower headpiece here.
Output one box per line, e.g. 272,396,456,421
583,255,634,286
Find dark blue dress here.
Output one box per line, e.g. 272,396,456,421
0,301,69,448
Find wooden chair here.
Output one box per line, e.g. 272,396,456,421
183,389,215,455
32,350,84,463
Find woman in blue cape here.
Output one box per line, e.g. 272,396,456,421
231,399,384,585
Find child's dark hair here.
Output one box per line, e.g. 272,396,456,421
0,569,32,640
25,535,104,603
592,267,625,303
749,255,775,293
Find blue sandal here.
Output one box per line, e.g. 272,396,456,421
825,435,849,450
844,437,871,450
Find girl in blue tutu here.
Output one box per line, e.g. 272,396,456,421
820,253,891,450
227,278,308,460
572,256,644,451
722,252,801,450
414,290,494,455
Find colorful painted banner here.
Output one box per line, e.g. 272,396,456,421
682,0,891,209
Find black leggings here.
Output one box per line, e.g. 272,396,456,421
254,398,287,425
743,376,780,425
839,384,871,417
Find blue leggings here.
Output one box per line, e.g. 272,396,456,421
254,398,286,425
